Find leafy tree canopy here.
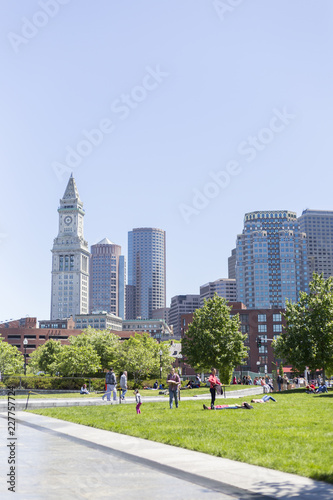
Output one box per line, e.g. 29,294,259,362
69,328,120,371
56,343,101,377
182,295,248,383
29,339,62,375
116,333,173,383
0,336,24,374
273,273,333,381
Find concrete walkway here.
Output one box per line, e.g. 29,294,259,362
1,411,332,499
0,387,264,411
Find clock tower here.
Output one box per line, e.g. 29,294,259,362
50,174,90,320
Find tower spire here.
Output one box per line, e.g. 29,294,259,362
61,175,81,204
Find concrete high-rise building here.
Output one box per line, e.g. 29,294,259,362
236,210,309,309
228,248,236,279
169,294,200,338
127,227,166,320
298,209,333,280
199,278,236,307
151,307,170,324
50,175,90,320
89,238,126,319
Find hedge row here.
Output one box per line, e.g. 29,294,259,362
2,376,105,391
0,376,195,391
1,377,166,391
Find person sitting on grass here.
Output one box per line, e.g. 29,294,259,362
80,384,89,395
306,383,316,393
251,395,276,403
203,402,253,410
194,374,201,388
316,382,328,393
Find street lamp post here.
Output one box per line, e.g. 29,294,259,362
23,338,28,376
159,350,163,381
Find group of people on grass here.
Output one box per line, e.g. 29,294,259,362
92,366,331,414
306,381,328,394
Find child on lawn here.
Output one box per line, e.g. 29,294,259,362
134,389,142,414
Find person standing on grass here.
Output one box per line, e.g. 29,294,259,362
134,389,142,414
102,367,117,402
120,371,128,400
208,368,221,409
277,374,283,392
167,367,180,409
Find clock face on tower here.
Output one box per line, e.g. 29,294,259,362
64,216,73,225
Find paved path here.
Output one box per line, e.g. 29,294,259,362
1,411,332,500
0,387,264,412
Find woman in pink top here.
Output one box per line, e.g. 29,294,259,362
208,368,221,409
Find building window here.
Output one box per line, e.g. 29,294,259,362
258,314,266,322
258,325,267,332
273,324,283,332
273,314,282,322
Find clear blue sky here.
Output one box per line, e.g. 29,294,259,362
1,0,333,322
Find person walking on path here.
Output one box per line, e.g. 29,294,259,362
102,368,117,401
208,368,221,409
134,389,142,414
120,371,128,400
167,367,180,409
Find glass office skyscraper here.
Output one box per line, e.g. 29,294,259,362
298,209,333,280
127,227,166,320
236,210,309,308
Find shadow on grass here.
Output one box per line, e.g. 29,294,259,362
311,472,333,483
313,394,333,398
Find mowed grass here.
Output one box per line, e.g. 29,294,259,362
30,391,333,483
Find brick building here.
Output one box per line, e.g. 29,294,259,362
180,303,285,375
0,317,83,363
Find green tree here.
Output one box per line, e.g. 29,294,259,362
71,328,120,371
116,333,173,384
149,341,175,379
0,337,24,374
56,344,101,377
182,295,248,383
273,273,333,382
29,339,62,375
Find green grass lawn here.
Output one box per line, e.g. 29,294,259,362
30,391,333,483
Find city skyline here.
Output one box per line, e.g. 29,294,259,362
1,1,333,321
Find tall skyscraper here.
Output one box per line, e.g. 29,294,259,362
50,175,90,320
89,238,126,319
127,227,166,320
235,210,309,309
298,209,333,279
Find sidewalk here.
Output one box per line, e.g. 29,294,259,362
0,387,264,412
1,411,332,499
